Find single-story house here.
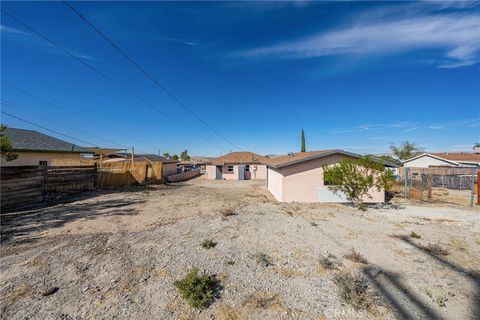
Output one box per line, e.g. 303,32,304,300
267,150,398,203
403,152,480,168
101,153,179,177
205,151,268,180
1,127,94,166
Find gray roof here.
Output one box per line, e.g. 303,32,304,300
3,127,92,153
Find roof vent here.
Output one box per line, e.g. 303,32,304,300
288,152,294,157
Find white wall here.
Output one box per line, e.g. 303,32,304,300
404,155,457,168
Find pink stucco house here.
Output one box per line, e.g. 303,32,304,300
205,152,268,180
267,150,398,203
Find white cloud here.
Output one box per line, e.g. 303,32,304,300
156,36,199,46
0,25,29,35
237,13,480,68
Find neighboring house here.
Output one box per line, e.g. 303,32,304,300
101,153,179,177
205,151,269,180
403,152,480,168
1,127,93,166
266,150,398,203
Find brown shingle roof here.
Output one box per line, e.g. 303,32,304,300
208,152,268,165
267,150,334,166
429,152,480,162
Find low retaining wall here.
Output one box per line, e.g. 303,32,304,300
167,170,201,182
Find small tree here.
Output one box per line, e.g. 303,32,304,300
163,152,171,159
180,149,191,161
301,129,306,152
323,155,394,207
389,141,423,161
0,124,18,161
172,154,179,160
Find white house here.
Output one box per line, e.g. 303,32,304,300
403,152,480,168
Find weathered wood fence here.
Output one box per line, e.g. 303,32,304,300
1,165,97,212
166,169,201,182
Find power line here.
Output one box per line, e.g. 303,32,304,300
1,9,227,153
1,110,97,147
1,98,128,149
1,81,157,150
62,0,242,151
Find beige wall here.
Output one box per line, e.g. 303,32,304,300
205,163,267,180
1,152,83,167
162,162,178,177
205,165,217,179
267,154,385,203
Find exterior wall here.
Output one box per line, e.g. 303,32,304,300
222,165,240,180
404,155,457,168
162,162,178,178
267,154,385,203
267,168,283,201
1,152,83,167
246,164,267,180
205,165,217,179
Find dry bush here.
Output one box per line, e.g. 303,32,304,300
319,256,336,270
409,231,421,239
201,239,217,249
244,293,283,309
424,242,449,256
255,253,272,267
220,207,236,218
334,272,374,311
344,248,368,264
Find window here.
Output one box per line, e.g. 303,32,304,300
227,165,234,172
39,161,48,166
245,165,250,172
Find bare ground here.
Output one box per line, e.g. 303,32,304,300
1,178,479,319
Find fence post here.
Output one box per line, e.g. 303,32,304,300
404,167,409,199
471,167,476,207
427,174,432,201
40,163,47,203
93,163,98,189
477,170,480,206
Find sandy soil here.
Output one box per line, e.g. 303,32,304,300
1,178,479,319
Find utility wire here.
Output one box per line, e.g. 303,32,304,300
1,81,158,150
1,9,227,153
1,110,97,147
1,98,128,149
63,0,242,151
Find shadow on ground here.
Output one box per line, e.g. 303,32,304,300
0,193,147,243
361,236,479,320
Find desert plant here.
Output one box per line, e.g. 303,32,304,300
334,272,373,310
358,203,368,211
409,231,421,239
323,155,394,207
424,242,449,256
174,269,219,309
301,129,306,152
220,208,236,217
201,239,217,249
255,253,272,267
344,248,368,264
319,256,336,270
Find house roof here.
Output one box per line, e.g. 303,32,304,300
403,153,460,166
2,127,92,153
429,152,480,163
104,153,178,164
208,151,269,165
268,150,399,169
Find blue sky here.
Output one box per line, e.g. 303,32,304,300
1,1,479,156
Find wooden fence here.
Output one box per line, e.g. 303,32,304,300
166,169,201,182
1,165,97,212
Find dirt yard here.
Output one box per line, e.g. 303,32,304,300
1,178,479,319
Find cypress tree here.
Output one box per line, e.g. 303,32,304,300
301,129,306,152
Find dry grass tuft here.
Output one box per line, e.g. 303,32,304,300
220,208,236,217
409,231,421,239
255,253,273,267
201,239,217,249
319,255,337,270
334,272,374,311
344,248,368,264
244,293,283,309
424,242,449,256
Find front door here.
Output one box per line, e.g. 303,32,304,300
215,165,222,180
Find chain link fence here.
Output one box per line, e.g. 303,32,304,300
396,167,478,207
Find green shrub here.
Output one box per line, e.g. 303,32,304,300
174,269,219,309
201,239,217,249
409,231,421,239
